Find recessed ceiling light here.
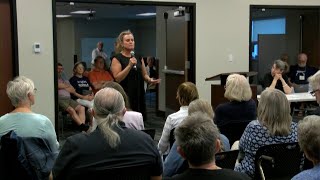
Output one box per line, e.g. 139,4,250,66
136,12,156,17
56,15,72,18
71,10,95,15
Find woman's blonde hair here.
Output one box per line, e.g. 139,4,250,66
224,74,252,102
308,70,320,91
257,89,292,136
177,82,199,106
188,99,214,119
93,88,125,148
116,30,133,53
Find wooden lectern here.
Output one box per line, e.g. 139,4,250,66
205,72,258,109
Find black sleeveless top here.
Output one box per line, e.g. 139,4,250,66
113,53,146,117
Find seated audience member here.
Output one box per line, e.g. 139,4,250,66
69,62,94,108
164,99,230,177
234,89,298,177
57,63,89,132
289,53,317,92
214,74,256,127
88,56,113,94
292,115,320,180
91,81,144,131
91,41,110,70
0,76,59,178
262,59,293,94
52,88,162,179
164,113,250,180
158,82,199,155
307,70,320,115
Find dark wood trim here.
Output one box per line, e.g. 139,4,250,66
52,0,59,140
10,0,19,76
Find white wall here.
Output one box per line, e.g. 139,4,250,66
16,0,55,124
16,0,320,126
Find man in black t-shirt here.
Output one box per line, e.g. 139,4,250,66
262,59,293,94
289,53,317,92
164,113,249,180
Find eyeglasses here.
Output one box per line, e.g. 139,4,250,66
310,89,319,96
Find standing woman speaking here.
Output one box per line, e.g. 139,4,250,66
111,30,160,120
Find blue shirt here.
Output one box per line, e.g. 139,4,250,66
163,134,230,177
292,164,320,180
234,120,298,177
0,112,59,153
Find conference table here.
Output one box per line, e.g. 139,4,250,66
257,92,316,103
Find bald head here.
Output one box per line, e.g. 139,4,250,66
97,41,103,51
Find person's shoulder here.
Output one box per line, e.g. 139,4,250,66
69,76,77,81
290,64,299,70
125,111,143,118
215,102,231,112
246,120,261,129
291,169,314,180
0,113,10,121
167,108,188,120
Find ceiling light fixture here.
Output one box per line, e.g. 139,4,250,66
71,10,96,15
136,12,156,17
56,15,72,18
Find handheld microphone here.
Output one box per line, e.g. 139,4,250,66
130,51,137,70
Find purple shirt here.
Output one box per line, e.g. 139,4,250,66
58,78,71,98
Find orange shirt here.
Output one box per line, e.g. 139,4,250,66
88,69,113,94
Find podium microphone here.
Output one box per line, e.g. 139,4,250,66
130,51,137,70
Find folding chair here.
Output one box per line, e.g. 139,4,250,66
215,150,240,169
141,128,156,140
254,142,303,180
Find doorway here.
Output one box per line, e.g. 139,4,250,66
0,0,19,115
53,0,196,140
249,6,320,86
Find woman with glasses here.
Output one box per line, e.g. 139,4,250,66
0,76,59,151
0,76,59,179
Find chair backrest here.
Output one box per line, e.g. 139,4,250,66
0,131,57,180
254,142,303,180
65,164,154,180
218,120,251,145
141,129,156,140
215,150,239,169
169,128,175,148
0,131,32,180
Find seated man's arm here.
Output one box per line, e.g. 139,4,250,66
58,82,70,89
163,142,186,177
158,116,173,155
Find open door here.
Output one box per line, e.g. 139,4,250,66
163,7,192,114
0,0,18,115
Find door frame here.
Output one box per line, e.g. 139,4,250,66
0,0,19,115
52,0,196,138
